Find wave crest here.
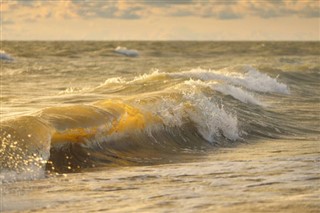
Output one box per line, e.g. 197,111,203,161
1,65,290,181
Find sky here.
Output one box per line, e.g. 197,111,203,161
1,0,319,41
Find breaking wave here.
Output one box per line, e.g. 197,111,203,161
0,65,291,182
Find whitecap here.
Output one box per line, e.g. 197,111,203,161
114,46,139,57
0,50,13,61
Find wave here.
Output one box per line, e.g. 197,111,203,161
114,46,139,57
0,50,13,61
0,97,238,178
92,66,289,95
176,66,289,94
0,65,290,182
184,79,263,106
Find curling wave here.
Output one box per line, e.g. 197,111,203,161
0,65,290,182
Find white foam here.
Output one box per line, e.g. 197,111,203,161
114,46,139,57
0,50,13,61
112,65,289,95
239,67,290,94
91,66,288,99
143,85,240,142
184,79,262,106
182,91,240,142
174,66,290,94
215,84,263,105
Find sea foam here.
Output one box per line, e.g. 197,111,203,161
176,66,290,94
0,50,13,61
114,46,139,57
184,79,262,106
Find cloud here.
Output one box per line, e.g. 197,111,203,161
144,2,244,20
1,0,78,23
217,9,243,20
1,0,319,26
170,0,318,20
298,4,320,18
245,0,320,18
58,1,145,19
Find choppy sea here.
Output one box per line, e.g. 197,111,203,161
1,41,319,212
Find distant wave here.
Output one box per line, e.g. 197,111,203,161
0,50,13,61
114,46,139,57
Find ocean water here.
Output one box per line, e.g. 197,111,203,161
0,41,319,212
